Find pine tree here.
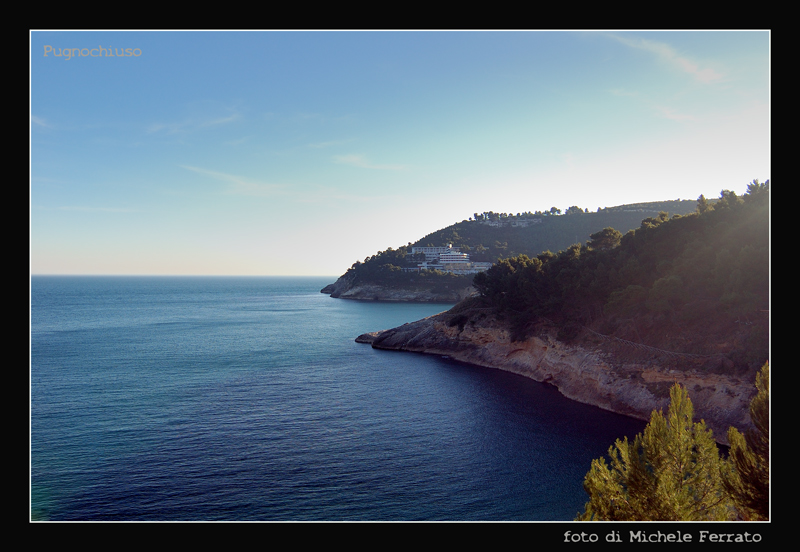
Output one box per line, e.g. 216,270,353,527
697,194,712,213
723,362,769,520
576,384,732,521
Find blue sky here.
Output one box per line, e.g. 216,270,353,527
30,30,770,276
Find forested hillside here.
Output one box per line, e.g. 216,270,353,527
467,181,769,377
333,199,700,290
417,199,699,263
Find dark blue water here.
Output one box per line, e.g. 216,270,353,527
30,276,646,521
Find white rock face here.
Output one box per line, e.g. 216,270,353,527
358,311,755,445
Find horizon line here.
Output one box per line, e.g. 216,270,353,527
30,273,341,278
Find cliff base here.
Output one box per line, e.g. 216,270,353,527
322,273,477,303
357,308,756,445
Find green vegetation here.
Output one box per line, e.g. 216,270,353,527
341,245,474,291
577,363,769,521
472,181,769,375
423,199,699,263
599,198,699,214
335,198,700,291
576,383,732,521
722,363,770,520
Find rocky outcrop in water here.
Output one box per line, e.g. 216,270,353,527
356,309,756,445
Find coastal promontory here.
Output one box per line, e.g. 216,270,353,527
322,199,701,303
357,306,756,444
356,183,770,444
321,271,477,302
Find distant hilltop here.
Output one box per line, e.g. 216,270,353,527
322,198,702,302
470,199,698,228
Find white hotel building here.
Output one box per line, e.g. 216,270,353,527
410,245,492,275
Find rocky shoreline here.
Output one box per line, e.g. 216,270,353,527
356,309,756,445
321,274,478,303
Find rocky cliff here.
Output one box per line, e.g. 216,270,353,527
321,273,478,303
356,309,756,445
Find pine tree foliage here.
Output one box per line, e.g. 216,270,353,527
471,182,768,373
723,362,769,520
576,384,732,521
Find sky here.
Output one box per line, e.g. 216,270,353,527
30,30,770,276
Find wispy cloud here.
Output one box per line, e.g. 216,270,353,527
148,109,242,135
294,185,396,204
608,88,694,122
223,136,251,146
55,205,139,213
308,139,354,149
332,154,406,171
200,113,241,127
181,165,287,197
609,34,724,84
31,115,49,128
295,112,354,124
609,88,639,98
654,105,694,121
181,164,392,204
147,121,189,134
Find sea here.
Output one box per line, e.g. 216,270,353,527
30,275,647,521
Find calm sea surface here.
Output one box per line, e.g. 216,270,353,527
30,276,645,521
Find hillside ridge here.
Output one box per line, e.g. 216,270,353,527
322,198,700,302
